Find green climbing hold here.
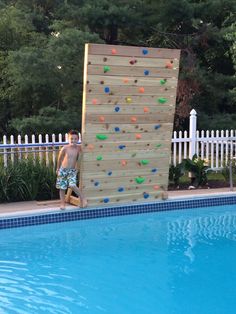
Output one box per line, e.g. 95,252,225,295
140,159,149,165
96,155,103,161
160,79,167,85
135,177,146,184
156,144,162,148
131,153,137,157
96,134,108,140
158,97,167,104
104,66,110,73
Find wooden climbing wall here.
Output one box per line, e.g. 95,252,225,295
80,43,180,207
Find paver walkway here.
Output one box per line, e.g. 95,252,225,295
0,187,235,218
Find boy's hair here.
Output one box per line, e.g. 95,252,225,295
68,129,79,136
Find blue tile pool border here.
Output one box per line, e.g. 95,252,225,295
1,195,236,229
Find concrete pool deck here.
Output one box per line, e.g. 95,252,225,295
0,187,236,218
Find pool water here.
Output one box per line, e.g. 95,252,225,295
0,205,236,313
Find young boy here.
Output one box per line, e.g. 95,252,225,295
56,130,87,209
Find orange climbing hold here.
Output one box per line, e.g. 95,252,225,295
136,134,142,139
165,62,173,69
153,185,160,190
131,117,137,123
99,116,105,122
143,107,149,113
92,99,98,105
87,144,94,150
123,78,129,83
111,48,117,55
139,87,145,93
121,160,127,166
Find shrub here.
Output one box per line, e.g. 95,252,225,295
0,158,58,203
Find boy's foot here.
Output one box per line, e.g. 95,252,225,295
81,199,88,208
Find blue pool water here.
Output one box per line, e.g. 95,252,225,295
0,205,236,314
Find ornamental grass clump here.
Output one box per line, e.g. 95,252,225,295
0,158,57,203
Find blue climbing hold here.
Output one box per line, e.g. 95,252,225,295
144,70,149,76
115,106,120,112
119,145,126,150
142,49,148,55
104,198,110,203
154,124,161,130
118,187,124,192
143,193,150,199
94,181,99,186
151,168,158,173
114,127,120,132
104,87,110,93
107,171,112,176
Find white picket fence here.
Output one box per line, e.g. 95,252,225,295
0,110,236,169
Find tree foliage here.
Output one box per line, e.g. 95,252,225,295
0,0,235,135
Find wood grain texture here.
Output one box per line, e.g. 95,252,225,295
79,43,180,207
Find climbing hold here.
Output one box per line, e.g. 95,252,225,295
96,134,108,140
99,116,105,122
139,87,145,93
154,124,161,130
144,70,149,76
87,144,94,150
165,62,173,69
143,192,150,199
156,144,162,148
136,134,142,139
104,87,110,93
121,160,127,166
104,66,110,73
96,155,103,161
94,181,99,187
151,168,158,173
118,144,126,150
107,171,112,176
111,48,117,55
114,127,120,132
158,97,167,104
126,97,132,103
140,159,149,165
129,59,137,65
142,49,148,55
103,198,110,203
131,153,137,157
160,79,167,85
123,78,129,83
115,106,120,112
135,177,145,184
143,107,149,113
118,187,125,192
153,185,160,190
131,117,137,123
92,99,98,105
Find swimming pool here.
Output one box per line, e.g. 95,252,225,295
0,204,236,313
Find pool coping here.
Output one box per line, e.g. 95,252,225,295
1,191,236,229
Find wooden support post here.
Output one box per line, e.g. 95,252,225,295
65,188,80,206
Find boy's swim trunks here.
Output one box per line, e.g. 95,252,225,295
56,167,78,190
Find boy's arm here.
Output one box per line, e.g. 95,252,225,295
57,147,66,171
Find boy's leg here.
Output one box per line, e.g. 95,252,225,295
70,185,88,208
59,189,66,209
